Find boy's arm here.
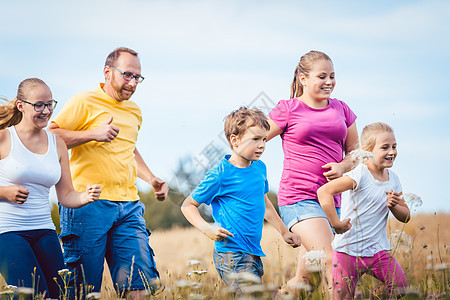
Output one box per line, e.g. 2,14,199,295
181,195,234,241
317,176,355,234
264,195,301,248
387,191,410,223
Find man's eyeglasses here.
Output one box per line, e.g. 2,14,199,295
111,66,145,83
19,99,58,112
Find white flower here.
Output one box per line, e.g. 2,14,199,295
14,287,34,295
302,250,326,266
186,259,202,267
349,149,375,165
226,272,261,284
174,280,195,288
86,292,102,299
389,229,412,253
57,269,72,276
402,193,423,209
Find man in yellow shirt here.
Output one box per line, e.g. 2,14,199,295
49,47,168,298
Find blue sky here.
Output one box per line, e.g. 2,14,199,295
1,0,449,213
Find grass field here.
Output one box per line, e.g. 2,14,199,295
1,213,449,299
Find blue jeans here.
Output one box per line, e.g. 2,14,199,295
213,249,264,286
59,200,161,296
0,229,65,298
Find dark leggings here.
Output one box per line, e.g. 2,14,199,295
0,229,65,298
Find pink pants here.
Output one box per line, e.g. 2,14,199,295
332,250,407,299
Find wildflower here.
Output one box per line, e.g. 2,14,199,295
303,250,326,266
289,282,312,292
227,272,261,284
434,263,449,271
186,259,202,267
350,149,375,165
402,193,423,209
86,292,102,299
14,287,34,295
2,285,17,291
389,230,412,253
174,279,195,288
57,268,72,276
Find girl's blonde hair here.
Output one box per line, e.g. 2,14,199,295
0,78,48,130
361,122,394,151
290,50,332,99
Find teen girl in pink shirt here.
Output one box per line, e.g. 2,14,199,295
267,51,359,290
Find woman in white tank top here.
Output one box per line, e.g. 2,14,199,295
0,78,101,298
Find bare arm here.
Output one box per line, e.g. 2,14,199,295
264,195,301,247
317,176,355,234
181,195,233,241
134,148,168,201
387,191,410,223
322,122,359,180
48,116,119,149
266,118,283,142
54,136,101,208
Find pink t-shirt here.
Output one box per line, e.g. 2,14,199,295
269,98,357,207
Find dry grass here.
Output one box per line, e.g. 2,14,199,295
1,213,449,298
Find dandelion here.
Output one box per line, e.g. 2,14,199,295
389,230,412,253
350,149,375,165
303,250,326,266
402,193,423,209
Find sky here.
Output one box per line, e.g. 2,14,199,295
1,0,449,214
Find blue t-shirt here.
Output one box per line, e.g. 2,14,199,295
191,155,269,256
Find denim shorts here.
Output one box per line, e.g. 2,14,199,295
279,199,341,231
213,249,263,286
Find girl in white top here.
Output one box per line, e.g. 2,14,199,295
318,122,410,299
0,78,101,298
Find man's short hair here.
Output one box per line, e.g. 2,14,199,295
105,47,138,67
224,107,270,148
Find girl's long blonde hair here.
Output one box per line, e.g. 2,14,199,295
361,122,394,151
0,78,48,130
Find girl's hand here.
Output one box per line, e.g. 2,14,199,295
322,162,345,181
86,184,101,203
201,224,234,241
2,185,29,204
282,232,301,248
386,190,401,208
333,218,352,234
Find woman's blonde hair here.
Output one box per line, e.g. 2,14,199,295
361,122,394,151
290,50,332,99
0,78,48,130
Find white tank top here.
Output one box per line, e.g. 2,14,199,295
0,126,61,234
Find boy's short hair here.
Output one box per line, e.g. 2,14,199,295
224,107,270,148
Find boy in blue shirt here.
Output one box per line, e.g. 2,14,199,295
181,107,301,286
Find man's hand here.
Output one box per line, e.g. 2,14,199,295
93,116,120,142
2,185,29,204
282,232,301,248
151,177,169,201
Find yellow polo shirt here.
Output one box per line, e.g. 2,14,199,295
52,84,142,201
